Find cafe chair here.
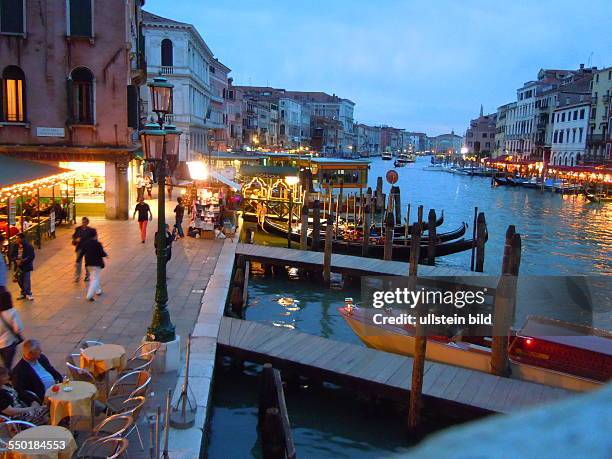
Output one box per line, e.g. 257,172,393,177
76,436,129,459
80,340,104,351
0,420,36,447
66,362,97,384
79,413,133,453
123,343,160,372
106,371,151,414
113,396,146,450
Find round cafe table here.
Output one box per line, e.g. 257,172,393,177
6,425,77,459
44,381,97,429
79,344,127,378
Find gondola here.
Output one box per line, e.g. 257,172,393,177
493,176,518,187
586,193,612,203
264,219,479,261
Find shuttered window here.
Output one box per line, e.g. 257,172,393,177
1,66,26,122
68,0,93,38
161,39,173,67
0,0,24,34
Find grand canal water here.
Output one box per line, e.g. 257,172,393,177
206,155,612,458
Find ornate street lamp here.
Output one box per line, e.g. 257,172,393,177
140,77,181,343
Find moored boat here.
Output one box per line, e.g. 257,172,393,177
339,305,610,391
585,193,612,203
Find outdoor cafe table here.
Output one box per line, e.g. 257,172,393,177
79,344,127,377
44,381,97,430
6,425,77,459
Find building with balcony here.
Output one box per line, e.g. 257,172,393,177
494,102,516,158
142,11,230,160
586,67,612,163
550,79,591,166
463,106,497,157
0,0,146,219
278,98,303,149
225,78,243,150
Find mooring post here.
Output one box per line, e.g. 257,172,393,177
287,190,293,248
383,212,395,261
335,181,343,240
323,218,333,286
361,195,371,257
404,203,411,246
417,205,424,232
394,186,402,225
312,200,321,251
427,209,436,265
491,225,522,377
376,176,383,212
300,203,309,250
470,206,478,271
475,212,487,272
408,222,425,432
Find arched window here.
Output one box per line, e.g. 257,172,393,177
70,67,94,124
2,66,26,122
161,39,173,67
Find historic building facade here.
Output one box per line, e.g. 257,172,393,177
0,0,146,219
586,67,612,162
463,107,497,156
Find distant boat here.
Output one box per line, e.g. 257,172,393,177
382,152,393,160
586,193,612,203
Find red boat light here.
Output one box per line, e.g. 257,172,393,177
525,338,533,346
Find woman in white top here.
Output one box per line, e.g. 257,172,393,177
0,289,24,369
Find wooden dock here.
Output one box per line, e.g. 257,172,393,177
236,243,480,278
217,317,574,416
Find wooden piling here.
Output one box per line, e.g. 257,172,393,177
335,181,343,239
404,204,411,246
361,196,371,257
383,212,395,261
475,212,487,272
470,206,478,271
490,226,522,377
287,190,293,249
408,222,425,432
323,219,333,285
417,205,424,232
426,209,436,265
300,203,309,251
312,200,321,251
393,186,402,224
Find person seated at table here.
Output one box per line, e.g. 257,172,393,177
12,339,62,404
0,366,49,425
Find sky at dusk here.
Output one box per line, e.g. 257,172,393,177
145,0,612,136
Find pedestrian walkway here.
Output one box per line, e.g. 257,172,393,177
4,207,225,456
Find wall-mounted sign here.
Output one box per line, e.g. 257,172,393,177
36,127,65,137
8,198,16,225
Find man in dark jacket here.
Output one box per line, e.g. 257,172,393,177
12,339,62,403
72,217,97,282
12,234,35,301
154,224,174,264
82,236,107,302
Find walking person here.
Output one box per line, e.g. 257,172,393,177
0,289,24,369
133,197,153,243
136,174,146,201
145,175,153,199
173,197,185,239
72,217,97,282
82,235,107,301
11,234,35,301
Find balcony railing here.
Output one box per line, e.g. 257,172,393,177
160,66,174,75
603,94,610,103
587,134,605,144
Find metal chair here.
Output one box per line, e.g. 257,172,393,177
79,339,104,351
78,413,133,453
66,361,97,384
113,396,146,450
106,371,151,414
123,343,160,372
0,420,35,449
76,436,129,458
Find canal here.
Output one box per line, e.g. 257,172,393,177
205,155,611,458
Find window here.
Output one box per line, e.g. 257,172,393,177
482,133,487,138
561,113,565,122
579,127,583,142
580,109,585,119
573,110,578,120
553,130,558,143
161,39,173,67
572,129,576,143
1,65,26,122
0,0,25,34
70,67,94,124
67,0,93,38
559,131,564,143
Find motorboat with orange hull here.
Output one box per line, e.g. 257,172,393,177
339,305,610,391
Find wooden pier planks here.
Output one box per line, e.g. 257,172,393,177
217,317,574,415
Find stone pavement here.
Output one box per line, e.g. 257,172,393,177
4,203,224,456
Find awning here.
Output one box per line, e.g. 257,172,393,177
0,155,71,188
210,170,242,191
239,164,299,177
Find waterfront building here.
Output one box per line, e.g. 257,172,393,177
355,124,382,157
279,98,303,149
586,67,612,163
208,58,231,152
494,102,516,158
550,79,591,166
142,12,230,160
463,106,497,157
226,79,243,150
380,126,405,155
406,132,428,153
0,0,146,219
430,132,463,155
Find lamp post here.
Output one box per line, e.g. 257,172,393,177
140,77,182,343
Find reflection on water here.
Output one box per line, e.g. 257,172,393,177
367,157,612,275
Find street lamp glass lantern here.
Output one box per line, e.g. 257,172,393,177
140,123,166,161
164,124,182,159
148,77,174,115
